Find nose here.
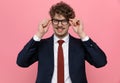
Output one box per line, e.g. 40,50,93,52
58,21,62,26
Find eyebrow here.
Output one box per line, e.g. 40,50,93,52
52,19,68,21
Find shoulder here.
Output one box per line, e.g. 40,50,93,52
69,34,82,42
40,35,53,44
69,34,84,46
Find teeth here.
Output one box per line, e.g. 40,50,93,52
57,28,63,32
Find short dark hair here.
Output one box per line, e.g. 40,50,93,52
49,1,75,20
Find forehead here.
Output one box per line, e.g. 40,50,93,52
53,14,66,20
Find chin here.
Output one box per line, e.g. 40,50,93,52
55,33,68,38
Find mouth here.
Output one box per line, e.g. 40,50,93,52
56,27,65,33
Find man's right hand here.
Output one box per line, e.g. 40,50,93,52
35,19,51,38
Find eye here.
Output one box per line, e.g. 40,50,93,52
53,19,57,22
62,20,67,22
62,20,68,25
52,19,58,24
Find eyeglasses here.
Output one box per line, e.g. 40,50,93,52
51,19,69,25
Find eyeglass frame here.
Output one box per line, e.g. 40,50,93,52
51,18,69,26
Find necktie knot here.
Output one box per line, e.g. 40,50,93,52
58,40,64,46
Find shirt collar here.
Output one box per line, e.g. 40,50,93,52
54,34,69,43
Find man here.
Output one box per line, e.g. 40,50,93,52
17,1,107,83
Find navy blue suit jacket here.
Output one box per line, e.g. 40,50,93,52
17,35,107,83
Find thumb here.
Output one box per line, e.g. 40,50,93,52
69,20,74,26
47,20,51,27
44,20,51,32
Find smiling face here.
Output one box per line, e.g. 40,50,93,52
49,2,75,39
52,14,70,39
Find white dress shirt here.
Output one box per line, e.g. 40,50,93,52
51,34,72,83
33,34,89,83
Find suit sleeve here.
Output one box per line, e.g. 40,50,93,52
16,38,40,67
82,38,107,68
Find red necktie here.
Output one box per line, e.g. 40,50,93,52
57,40,64,83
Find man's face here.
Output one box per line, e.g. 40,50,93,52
51,14,70,38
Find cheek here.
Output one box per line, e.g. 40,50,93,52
52,25,57,30
65,26,69,30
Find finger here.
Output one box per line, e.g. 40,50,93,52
69,19,76,26
69,18,79,26
73,19,80,26
42,19,51,28
69,20,77,32
44,20,51,31
76,20,80,25
44,19,52,31
47,20,52,27
69,20,74,26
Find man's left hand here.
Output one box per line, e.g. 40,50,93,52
69,18,87,39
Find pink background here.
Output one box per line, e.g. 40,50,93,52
0,0,120,83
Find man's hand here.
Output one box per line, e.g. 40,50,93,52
35,19,51,38
69,18,87,39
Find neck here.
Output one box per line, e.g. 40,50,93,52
55,33,69,39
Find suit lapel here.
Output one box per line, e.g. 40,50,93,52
47,35,54,79
69,35,75,75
